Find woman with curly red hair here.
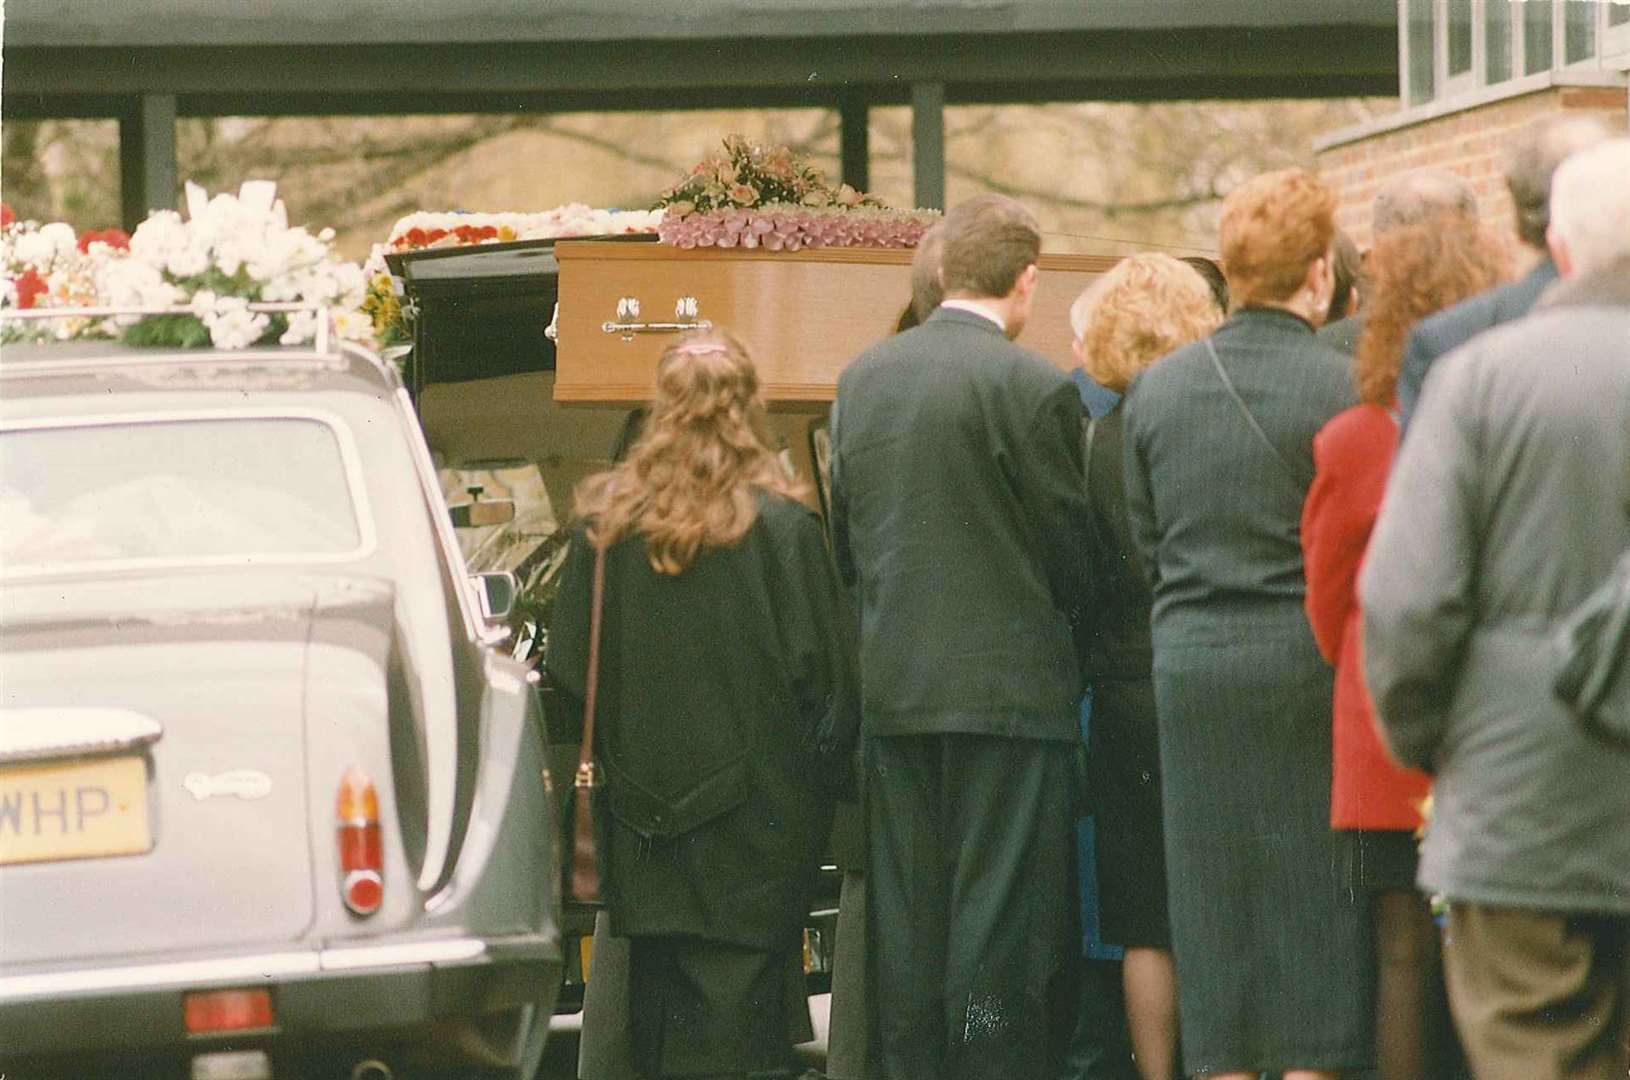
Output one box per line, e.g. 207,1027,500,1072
1301,218,1507,1078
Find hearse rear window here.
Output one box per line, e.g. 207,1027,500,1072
0,416,368,573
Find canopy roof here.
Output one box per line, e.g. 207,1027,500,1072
9,0,1396,48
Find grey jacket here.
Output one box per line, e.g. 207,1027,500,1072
1360,258,1630,914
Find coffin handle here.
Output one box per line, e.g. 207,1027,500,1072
600,296,712,341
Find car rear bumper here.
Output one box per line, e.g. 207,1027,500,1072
0,931,560,1061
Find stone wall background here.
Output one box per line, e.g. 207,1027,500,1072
2,99,1394,260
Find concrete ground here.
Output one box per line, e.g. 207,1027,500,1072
538,992,831,1078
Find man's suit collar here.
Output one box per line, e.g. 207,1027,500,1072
927,305,1008,337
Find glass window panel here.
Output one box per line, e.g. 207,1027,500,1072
1448,0,1474,75
1,418,364,570
1486,0,1514,82
1408,0,1437,104
1565,0,1597,62
1525,0,1555,72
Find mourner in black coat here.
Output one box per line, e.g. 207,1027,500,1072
548,330,860,1080
830,194,1094,1080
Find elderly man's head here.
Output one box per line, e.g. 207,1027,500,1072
1371,168,1478,237
1507,115,1612,251
1547,137,1630,278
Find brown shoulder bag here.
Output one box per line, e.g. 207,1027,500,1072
568,543,607,903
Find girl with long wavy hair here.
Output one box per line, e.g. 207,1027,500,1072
548,329,859,1080
1301,218,1507,1079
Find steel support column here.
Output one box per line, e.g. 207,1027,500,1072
119,93,177,230
910,81,946,210
839,93,870,193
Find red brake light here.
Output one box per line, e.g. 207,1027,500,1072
336,766,383,917
183,988,275,1034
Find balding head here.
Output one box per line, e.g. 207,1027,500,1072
1372,168,1478,237
1507,115,1612,249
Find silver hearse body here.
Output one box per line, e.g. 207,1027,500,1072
0,324,561,1078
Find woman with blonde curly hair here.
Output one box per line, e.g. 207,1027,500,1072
548,328,859,1080
1071,253,1222,1080
1302,219,1506,1079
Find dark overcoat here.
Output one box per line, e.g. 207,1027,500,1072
1397,257,1557,430
830,305,1094,740
546,491,861,950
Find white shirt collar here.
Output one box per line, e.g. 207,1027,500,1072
939,298,1006,334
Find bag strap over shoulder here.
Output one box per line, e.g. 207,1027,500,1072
577,543,607,788
1205,337,1311,491
567,542,607,904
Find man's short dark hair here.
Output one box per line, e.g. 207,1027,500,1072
1325,230,1364,323
910,222,946,323
1506,115,1611,249
939,194,1041,299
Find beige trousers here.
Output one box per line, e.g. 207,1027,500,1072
1443,902,1629,1080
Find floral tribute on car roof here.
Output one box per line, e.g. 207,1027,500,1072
1,181,371,350
360,204,666,347
655,135,940,251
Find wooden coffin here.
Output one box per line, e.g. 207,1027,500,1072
553,240,1121,405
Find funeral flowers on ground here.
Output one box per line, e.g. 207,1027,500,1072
1,182,370,350
655,135,940,251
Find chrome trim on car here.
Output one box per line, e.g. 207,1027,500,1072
390,387,480,895
0,951,319,1002
318,937,486,971
0,937,498,1003
0,407,379,580
0,708,163,765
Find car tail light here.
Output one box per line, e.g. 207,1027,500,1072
183,988,274,1034
336,766,383,917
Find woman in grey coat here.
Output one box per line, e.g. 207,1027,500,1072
1121,169,1368,1079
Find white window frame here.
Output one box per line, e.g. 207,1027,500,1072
1480,0,1518,85
1441,0,1480,98
1558,0,1602,70
1599,0,1630,65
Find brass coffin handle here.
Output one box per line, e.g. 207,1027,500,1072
600,296,712,341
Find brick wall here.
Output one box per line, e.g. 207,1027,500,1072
1317,85,1628,253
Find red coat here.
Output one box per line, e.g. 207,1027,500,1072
1302,403,1431,831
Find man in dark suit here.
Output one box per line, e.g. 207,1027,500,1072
1397,114,1609,431
830,193,1093,1080
1317,167,1478,355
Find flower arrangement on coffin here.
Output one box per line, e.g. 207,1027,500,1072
655,134,940,251
1,182,371,350
360,204,666,347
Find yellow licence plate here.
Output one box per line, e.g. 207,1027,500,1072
0,755,152,866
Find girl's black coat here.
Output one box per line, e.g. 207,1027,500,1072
547,492,860,948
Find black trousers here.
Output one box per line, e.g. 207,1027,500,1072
864,732,1077,1080
627,935,806,1080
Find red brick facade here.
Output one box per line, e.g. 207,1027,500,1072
1317,84,1627,253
